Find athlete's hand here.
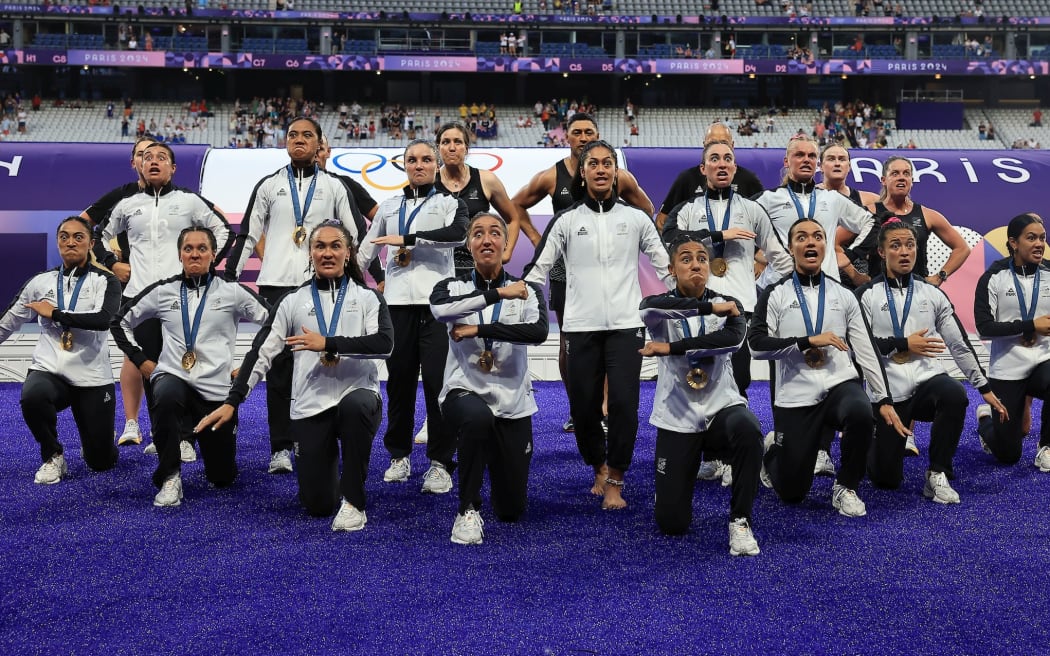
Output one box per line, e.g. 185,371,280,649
808,331,849,351
721,228,756,241
371,235,405,247
638,341,671,357
450,324,479,341
907,328,946,357
498,280,529,300
112,263,131,283
879,404,911,438
194,404,235,433
710,301,741,318
139,360,156,377
1034,315,1050,336
982,391,1009,423
287,326,326,352
25,300,55,318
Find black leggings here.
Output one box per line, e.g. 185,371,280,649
442,389,533,519
292,389,382,517
978,361,1050,464
258,285,296,454
869,374,968,488
20,370,117,470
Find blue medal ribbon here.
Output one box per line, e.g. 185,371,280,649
310,275,349,339
705,190,733,259
791,272,825,336
1011,264,1041,322
472,270,504,353
786,184,817,220
884,275,914,338
180,275,212,354
286,164,319,234
56,268,87,314
398,187,438,236
679,315,707,368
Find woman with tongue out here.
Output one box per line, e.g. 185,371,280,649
749,217,908,518
524,140,671,510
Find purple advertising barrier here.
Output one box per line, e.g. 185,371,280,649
0,143,210,286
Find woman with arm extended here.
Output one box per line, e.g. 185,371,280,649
430,212,549,545
196,221,394,529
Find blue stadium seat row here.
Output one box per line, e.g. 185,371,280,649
242,37,310,54
34,33,105,48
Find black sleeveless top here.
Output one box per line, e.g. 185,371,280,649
873,200,931,277
438,167,492,272
546,159,576,282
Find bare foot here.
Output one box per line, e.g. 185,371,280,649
602,482,627,510
590,464,608,496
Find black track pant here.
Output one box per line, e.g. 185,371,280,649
383,305,453,467
565,328,643,473
869,374,968,488
259,285,296,454
124,295,163,433
978,360,1050,464
654,405,763,535
765,380,872,502
21,370,117,470
442,389,533,519
152,374,237,489
291,389,382,517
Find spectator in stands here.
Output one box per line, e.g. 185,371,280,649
0,28,10,47
987,124,995,140
851,35,864,52
121,117,129,137
128,34,137,50
978,122,987,140
1031,109,1042,127
16,107,26,134
893,1,903,16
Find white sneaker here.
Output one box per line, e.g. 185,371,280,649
451,509,485,545
331,500,367,532
728,517,760,556
562,418,574,433
34,453,67,485
143,442,157,455
117,419,142,446
721,464,733,487
180,440,197,463
414,423,429,444
421,462,453,494
697,459,723,481
831,483,867,517
154,473,183,507
814,449,836,477
1035,446,1050,473
923,470,961,504
383,457,411,482
268,449,293,474
904,434,919,457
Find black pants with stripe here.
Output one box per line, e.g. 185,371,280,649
442,389,533,519
654,405,763,535
978,360,1050,464
259,285,296,454
766,380,872,502
151,374,237,490
383,305,453,466
291,388,382,516
869,373,969,488
565,328,643,473
21,370,117,470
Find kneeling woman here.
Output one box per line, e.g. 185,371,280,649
113,226,270,506
858,220,1005,503
430,212,548,545
198,221,393,530
974,212,1050,472
639,233,763,556
1,217,121,484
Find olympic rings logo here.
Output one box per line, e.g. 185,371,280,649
329,150,504,191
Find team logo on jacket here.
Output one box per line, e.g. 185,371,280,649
558,186,571,198
789,300,801,309
130,208,143,217
1005,288,1016,297
277,188,288,196
616,222,628,235
167,204,182,214
577,227,589,236
308,307,316,316
170,300,180,310
43,289,55,299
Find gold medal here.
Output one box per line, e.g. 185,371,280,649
320,351,339,367
1021,334,1038,347
478,350,495,372
292,226,307,246
685,367,709,390
710,257,728,277
804,347,825,368
395,246,412,267
891,351,910,364
59,330,74,351
181,351,197,371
